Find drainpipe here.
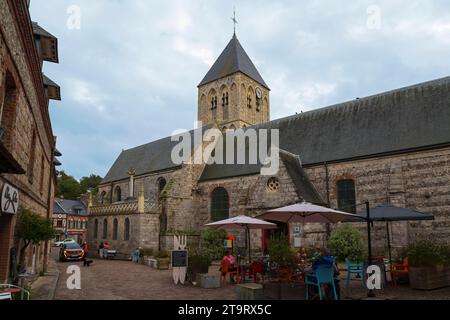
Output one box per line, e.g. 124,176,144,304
324,161,331,240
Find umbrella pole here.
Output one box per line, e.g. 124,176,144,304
247,226,251,262
366,201,375,298
386,221,393,281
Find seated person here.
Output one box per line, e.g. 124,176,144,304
307,248,340,299
221,250,238,282
103,242,110,259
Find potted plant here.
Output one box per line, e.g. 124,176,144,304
404,239,450,290
156,251,170,270
328,224,366,263
187,253,212,284
139,248,154,266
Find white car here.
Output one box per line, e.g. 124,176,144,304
54,238,76,247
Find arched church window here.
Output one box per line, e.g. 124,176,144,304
247,94,252,109
100,191,106,204
337,179,356,214
211,187,229,222
103,219,108,239
124,218,130,240
113,219,118,240
211,96,218,110
114,186,122,202
157,177,167,198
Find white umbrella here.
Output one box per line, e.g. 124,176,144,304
205,215,277,261
256,202,360,224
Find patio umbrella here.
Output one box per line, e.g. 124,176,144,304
256,202,362,224
205,215,277,262
348,204,434,268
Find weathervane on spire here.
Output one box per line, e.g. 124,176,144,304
231,8,238,35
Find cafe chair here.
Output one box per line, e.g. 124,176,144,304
305,267,338,301
345,258,365,288
250,261,265,283
220,260,239,285
391,257,409,287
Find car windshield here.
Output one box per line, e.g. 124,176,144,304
64,243,81,249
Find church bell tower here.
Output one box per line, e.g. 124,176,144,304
197,33,270,130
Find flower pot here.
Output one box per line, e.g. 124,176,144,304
409,266,450,290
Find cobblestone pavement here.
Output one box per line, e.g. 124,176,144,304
52,250,236,300
51,249,450,300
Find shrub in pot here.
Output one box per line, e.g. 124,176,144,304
328,224,366,262
156,251,170,270
404,239,450,290
187,254,212,283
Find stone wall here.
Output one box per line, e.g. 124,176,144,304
304,147,450,255
198,72,270,129
0,0,56,282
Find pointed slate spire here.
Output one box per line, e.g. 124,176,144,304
198,34,269,89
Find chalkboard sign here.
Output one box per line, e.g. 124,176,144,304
172,250,188,267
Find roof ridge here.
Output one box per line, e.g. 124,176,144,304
261,75,450,128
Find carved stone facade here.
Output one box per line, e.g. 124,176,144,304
198,72,270,129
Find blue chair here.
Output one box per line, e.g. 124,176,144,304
305,267,338,300
345,258,364,288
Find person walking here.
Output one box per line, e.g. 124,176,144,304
82,242,89,267
99,242,104,259
103,242,110,259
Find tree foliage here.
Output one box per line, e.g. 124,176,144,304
56,171,103,199
328,224,366,261
16,208,55,246
198,229,228,261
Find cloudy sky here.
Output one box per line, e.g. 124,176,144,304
30,0,450,180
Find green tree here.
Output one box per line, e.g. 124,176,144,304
15,208,55,268
79,174,103,195
56,171,81,199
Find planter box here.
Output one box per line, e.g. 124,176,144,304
147,258,158,269
208,261,221,276
263,282,306,300
157,258,170,270
196,273,220,289
409,266,450,290
236,283,264,300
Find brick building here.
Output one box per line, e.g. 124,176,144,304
0,0,60,283
53,198,88,244
88,32,450,256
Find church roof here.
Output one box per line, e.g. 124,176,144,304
199,75,450,179
198,34,269,89
102,75,450,186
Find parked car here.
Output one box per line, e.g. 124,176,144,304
59,243,85,262
54,238,76,247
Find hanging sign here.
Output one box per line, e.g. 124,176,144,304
1,183,19,214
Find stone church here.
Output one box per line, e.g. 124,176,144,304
88,32,450,256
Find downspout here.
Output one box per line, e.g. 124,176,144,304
324,161,331,240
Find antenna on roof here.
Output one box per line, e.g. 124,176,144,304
231,8,238,36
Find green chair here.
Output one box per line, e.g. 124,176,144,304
345,258,364,288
